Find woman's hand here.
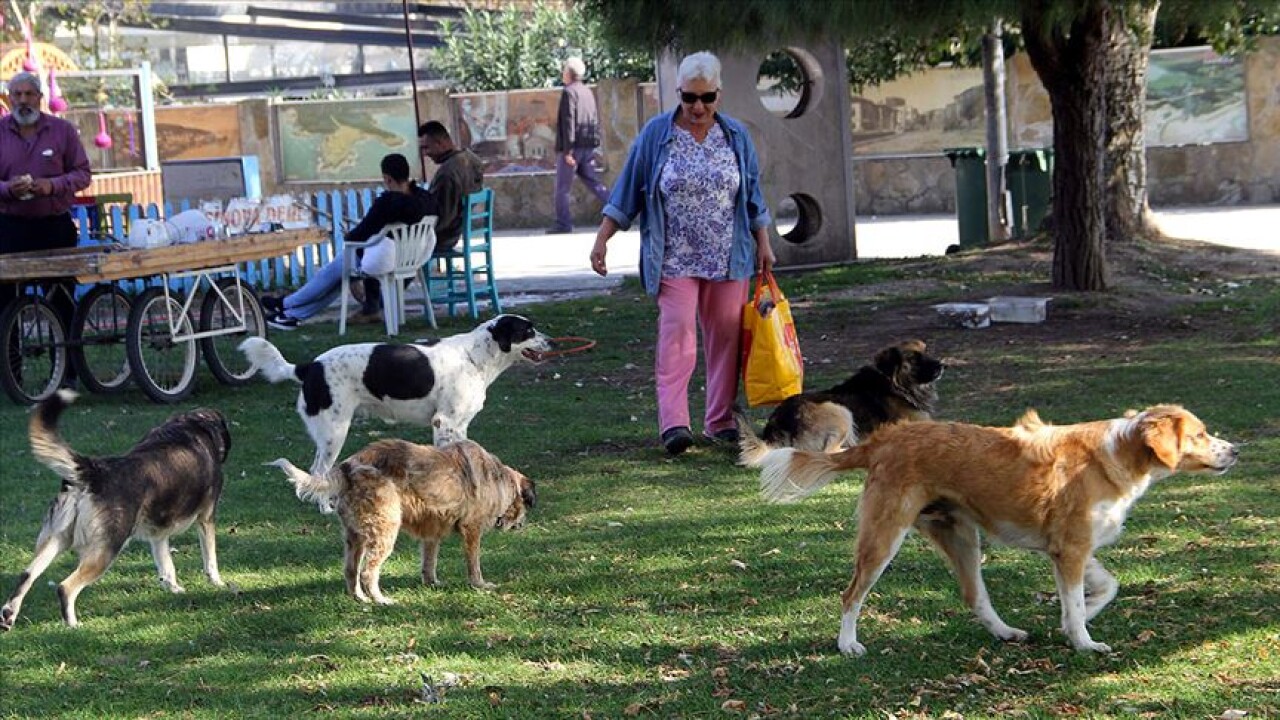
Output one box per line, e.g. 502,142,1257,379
589,238,609,276
756,230,776,274
590,218,620,277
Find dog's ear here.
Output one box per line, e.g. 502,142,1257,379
215,412,232,461
873,346,903,375
489,317,515,352
1142,412,1185,470
519,474,536,509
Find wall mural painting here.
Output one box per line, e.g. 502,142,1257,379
851,66,987,157
1145,47,1247,146
452,88,561,175
276,97,416,182
155,105,242,161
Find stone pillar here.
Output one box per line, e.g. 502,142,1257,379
659,41,858,265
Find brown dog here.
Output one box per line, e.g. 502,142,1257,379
756,405,1237,655
270,439,535,604
738,340,944,466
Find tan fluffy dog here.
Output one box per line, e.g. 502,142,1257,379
270,439,535,604
756,405,1237,656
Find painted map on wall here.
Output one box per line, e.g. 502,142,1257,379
156,105,241,160
276,98,416,182
452,89,562,175
851,66,987,157
1145,47,1247,146
863,45,1248,155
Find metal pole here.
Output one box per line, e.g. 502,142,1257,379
403,0,426,180
982,19,1011,242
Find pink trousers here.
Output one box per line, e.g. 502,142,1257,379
655,277,749,437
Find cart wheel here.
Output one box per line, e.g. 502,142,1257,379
126,287,198,403
0,296,69,405
199,277,266,386
69,285,133,394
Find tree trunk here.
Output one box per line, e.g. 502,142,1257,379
1103,1,1162,243
1022,2,1110,291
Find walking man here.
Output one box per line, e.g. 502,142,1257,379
547,57,608,234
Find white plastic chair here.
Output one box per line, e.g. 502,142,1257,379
339,216,438,336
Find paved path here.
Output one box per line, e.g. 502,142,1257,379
492,204,1280,304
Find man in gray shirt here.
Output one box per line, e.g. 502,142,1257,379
547,57,609,234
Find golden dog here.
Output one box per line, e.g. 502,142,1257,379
270,439,535,605
756,405,1237,655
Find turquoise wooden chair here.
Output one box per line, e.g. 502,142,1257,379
426,188,502,319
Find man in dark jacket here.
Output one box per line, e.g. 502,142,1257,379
418,120,484,252
261,153,429,329
546,57,609,234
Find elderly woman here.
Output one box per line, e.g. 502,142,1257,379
590,51,775,455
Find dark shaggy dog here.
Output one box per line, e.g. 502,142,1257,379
738,340,944,466
1,391,231,630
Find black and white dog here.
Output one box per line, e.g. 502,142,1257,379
2,390,231,630
239,314,551,477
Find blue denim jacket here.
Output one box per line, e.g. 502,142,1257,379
603,108,772,296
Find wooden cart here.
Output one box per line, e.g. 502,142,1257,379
0,228,327,404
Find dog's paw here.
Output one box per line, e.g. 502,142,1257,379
0,606,15,631
997,626,1029,643
373,596,397,606
162,581,186,594
837,638,866,657
1074,640,1112,654
470,581,498,591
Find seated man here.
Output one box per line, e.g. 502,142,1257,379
361,121,485,305
262,153,429,330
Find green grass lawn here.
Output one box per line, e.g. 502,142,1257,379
1,249,1278,719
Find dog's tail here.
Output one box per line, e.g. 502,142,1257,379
734,407,773,468
238,337,299,384
29,389,87,488
758,443,871,504
267,458,348,513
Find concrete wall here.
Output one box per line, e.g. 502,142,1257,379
852,37,1280,215
1148,38,1280,205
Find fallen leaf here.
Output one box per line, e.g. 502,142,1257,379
721,699,747,712
1219,711,1248,720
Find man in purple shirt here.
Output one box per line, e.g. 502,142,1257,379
1,71,92,255
1,71,93,380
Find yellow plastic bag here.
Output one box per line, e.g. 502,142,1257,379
740,270,803,407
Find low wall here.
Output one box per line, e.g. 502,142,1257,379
155,38,1280,228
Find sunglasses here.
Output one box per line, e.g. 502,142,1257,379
680,90,719,105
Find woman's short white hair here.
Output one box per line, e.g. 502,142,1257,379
563,56,586,80
676,51,721,89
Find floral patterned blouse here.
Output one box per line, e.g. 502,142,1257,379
659,123,741,279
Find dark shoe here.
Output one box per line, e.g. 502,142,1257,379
349,281,366,305
260,295,284,314
661,426,694,456
703,428,740,445
267,311,299,331
544,227,573,235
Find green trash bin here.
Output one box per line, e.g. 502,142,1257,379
1006,148,1054,239
943,147,988,248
